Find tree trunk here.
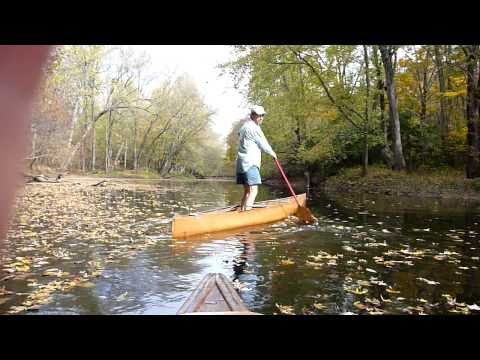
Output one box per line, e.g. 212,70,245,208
464,46,480,178
107,111,114,172
362,45,370,177
91,81,96,171
133,118,138,171
372,46,389,156
124,140,128,169
114,140,124,170
66,99,81,154
434,45,449,143
62,105,134,170
379,46,407,171
105,110,111,173
419,67,428,123
81,121,87,172
91,124,96,171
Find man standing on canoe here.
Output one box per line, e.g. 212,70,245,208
236,105,277,211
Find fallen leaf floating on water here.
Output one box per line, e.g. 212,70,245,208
309,251,343,262
356,280,371,287
380,294,392,303
279,259,295,266
364,306,385,315
400,249,425,257
345,286,368,295
386,287,400,294
417,277,440,285
370,278,388,286
313,303,327,310
305,260,323,268
76,282,94,288
467,304,480,311
363,298,380,307
342,245,360,253
276,303,295,315
116,292,128,301
0,286,14,296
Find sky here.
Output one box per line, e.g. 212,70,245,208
129,45,248,140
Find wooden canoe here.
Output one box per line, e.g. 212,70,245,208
177,273,259,315
172,193,307,238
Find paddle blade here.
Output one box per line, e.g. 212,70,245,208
296,206,316,225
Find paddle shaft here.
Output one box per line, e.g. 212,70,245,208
273,158,302,208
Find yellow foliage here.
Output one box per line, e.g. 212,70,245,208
445,127,467,155
443,90,466,98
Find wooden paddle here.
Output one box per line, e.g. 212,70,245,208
273,158,316,224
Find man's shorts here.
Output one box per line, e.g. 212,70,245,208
236,166,261,186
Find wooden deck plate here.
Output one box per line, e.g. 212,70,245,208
177,273,259,315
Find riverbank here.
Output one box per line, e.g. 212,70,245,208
70,170,192,180
321,166,480,201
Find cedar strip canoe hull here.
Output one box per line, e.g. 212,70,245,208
172,193,306,238
177,273,259,315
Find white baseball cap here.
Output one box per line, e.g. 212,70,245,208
251,105,266,116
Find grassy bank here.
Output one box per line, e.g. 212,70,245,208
323,165,480,200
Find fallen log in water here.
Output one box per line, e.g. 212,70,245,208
92,180,107,187
24,174,63,183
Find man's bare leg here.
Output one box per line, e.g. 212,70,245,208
240,184,250,211
245,185,258,210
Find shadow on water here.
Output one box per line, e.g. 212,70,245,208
2,179,480,315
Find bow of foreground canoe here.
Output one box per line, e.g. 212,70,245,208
172,193,307,238
176,273,260,315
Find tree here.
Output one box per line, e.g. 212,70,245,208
462,45,480,178
379,45,407,171
434,45,450,143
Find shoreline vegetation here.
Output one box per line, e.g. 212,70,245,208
25,165,480,201
321,166,480,201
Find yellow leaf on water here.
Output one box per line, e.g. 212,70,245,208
276,303,295,315
15,265,30,272
280,259,295,266
313,303,326,310
347,287,368,295
77,282,94,288
386,287,400,294
305,260,323,268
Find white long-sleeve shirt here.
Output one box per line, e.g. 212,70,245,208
236,118,276,173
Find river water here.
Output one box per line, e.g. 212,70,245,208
1,179,480,315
